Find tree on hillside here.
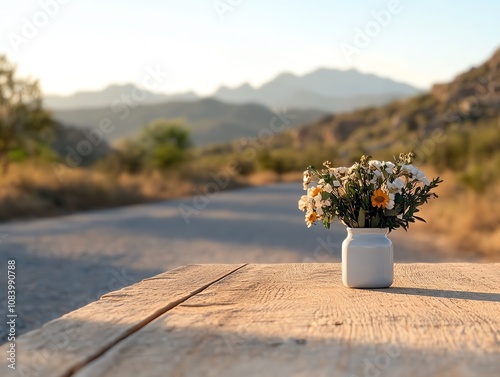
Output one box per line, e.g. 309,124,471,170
140,120,191,169
117,120,191,172
0,55,54,173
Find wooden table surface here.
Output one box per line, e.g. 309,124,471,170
2,263,499,377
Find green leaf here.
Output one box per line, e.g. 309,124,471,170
384,209,398,216
414,216,426,223
358,208,366,228
323,218,331,229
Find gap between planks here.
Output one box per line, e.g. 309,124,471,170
63,263,248,377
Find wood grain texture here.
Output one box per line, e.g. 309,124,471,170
0,264,246,377
73,263,500,377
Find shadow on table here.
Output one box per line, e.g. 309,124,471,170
368,287,500,302
8,315,498,377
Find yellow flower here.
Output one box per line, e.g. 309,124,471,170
311,187,322,197
306,211,317,227
371,189,390,209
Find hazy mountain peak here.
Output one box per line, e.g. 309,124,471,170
213,67,420,112
44,66,420,113
105,83,136,91
44,83,199,110
273,72,299,80
238,83,254,90
215,82,254,93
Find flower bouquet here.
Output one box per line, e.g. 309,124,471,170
298,153,442,288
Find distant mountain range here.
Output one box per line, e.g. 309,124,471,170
44,68,421,113
44,84,198,110
213,68,421,112
46,68,422,147
52,98,326,146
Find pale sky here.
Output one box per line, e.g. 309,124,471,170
0,0,499,96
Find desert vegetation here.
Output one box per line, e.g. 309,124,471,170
1,50,499,259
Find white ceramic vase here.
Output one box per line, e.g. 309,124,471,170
342,227,393,288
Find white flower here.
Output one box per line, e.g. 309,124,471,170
369,160,382,171
305,211,317,228
387,178,404,193
401,164,430,184
386,193,395,210
316,205,324,216
383,161,395,174
298,195,309,211
401,164,418,176
397,214,403,219
332,167,349,176
323,183,333,193
313,193,322,204
303,170,312,190
414,170,429,185
332,180,341,187
370,174,380,186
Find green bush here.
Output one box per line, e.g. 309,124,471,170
116,120,191,172
7,149,28,162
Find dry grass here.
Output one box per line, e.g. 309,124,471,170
2,163,498,260
0,164,326,222
0,163,235,221
245,171,304,186
0,162,254,221
413,167,500,260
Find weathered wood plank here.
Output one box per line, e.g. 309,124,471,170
74,263,500,377
0,264,246,377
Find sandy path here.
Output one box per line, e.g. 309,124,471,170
0,183,467,341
